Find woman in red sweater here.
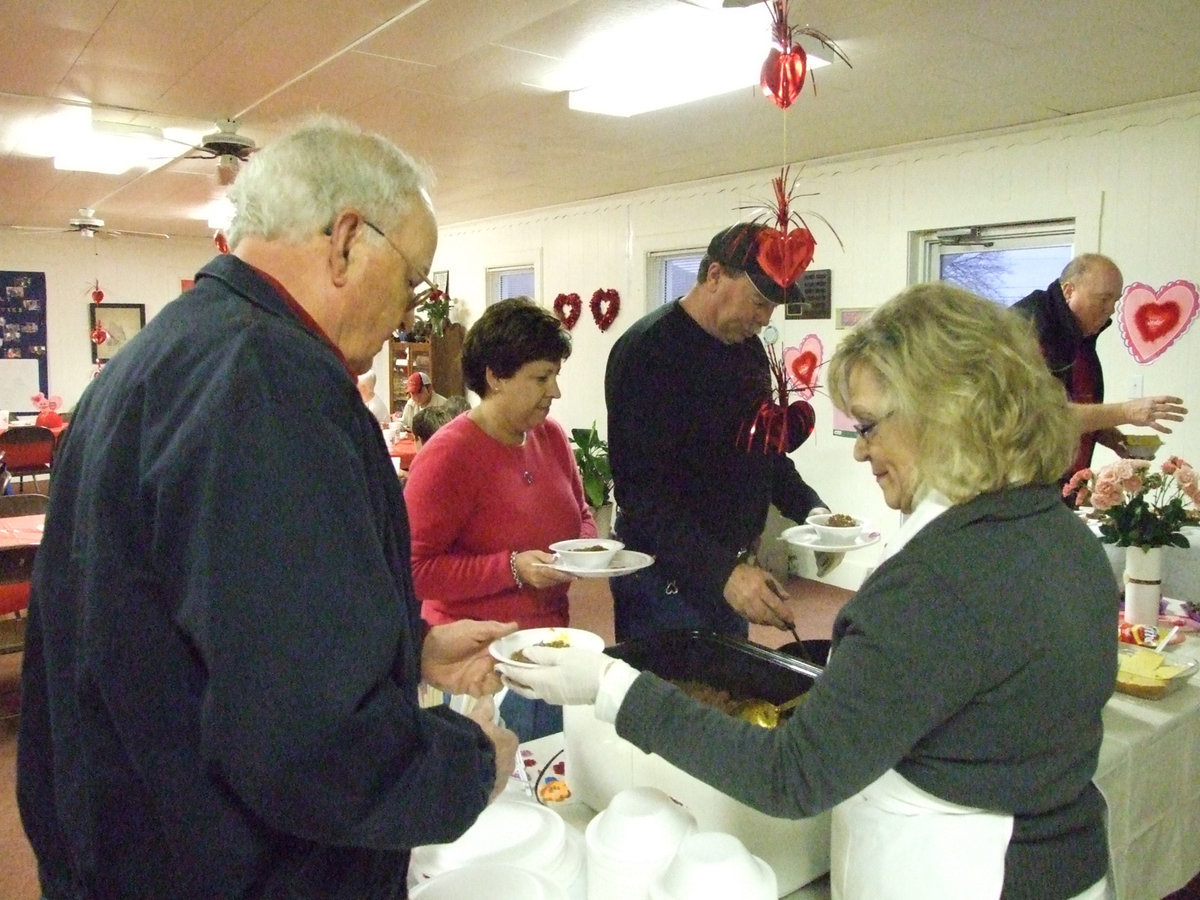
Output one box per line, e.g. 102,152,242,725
405,297,596,739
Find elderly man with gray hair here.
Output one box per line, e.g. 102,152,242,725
18,116,517,899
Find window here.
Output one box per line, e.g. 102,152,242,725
486,266,535,305
648,249,704,307
913,219,1074,307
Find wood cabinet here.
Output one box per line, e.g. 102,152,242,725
388,323,464,412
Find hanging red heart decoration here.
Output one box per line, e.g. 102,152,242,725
91,280,104,303
590,289,620,332
553,292,582,330
91,323,108,345
760,44,807,110
757,226,816,288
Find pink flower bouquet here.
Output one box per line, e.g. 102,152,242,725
1064,456,1200,548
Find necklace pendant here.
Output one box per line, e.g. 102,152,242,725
523,470,534,485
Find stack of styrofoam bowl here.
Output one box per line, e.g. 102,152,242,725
408,797,585,899
585,786,698,900
649,832,777,900
409,862,566,899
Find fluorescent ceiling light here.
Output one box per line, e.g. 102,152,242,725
562,5,828,117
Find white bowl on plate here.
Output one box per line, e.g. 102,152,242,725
649,832,776,900
489,627,606,668
805,512,864,546
549,537,624,570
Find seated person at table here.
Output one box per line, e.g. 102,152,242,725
399,371,448,431
506,284,1116,900
405,297,596,741
412,404,453,448
356,369,389,424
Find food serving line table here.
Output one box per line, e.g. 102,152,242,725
506,629,1200,900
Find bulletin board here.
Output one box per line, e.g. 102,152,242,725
0,271,48,411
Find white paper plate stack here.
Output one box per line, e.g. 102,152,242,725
649,831,776,900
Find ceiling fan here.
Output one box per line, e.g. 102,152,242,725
4,209,170,240
179,119,258,185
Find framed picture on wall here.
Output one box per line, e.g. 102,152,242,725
836,307,872,329
90,303,145,362
432,271,449,294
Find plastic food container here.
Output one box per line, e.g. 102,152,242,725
1114,645,1198,700
565,632,828,897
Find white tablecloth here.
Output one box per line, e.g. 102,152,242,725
515,633,1200,900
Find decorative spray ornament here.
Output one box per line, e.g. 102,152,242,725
590,289,620,332
740,329,817,454
743,167,843,299
89,280,104,303
553,292,582,330
758,0,850,110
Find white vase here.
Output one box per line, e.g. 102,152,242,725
1124,545,1163,627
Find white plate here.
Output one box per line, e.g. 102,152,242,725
541,549,655,578
780,524,881,553
489,627,606,669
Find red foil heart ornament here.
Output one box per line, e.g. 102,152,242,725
757,227,815,289
1117,280,1199,364
760,45,807,110
590,288,620,332
553,292,582,330
91,323,108,345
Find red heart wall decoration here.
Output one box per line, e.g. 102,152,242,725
757,227,816,289
782,334,824,399
553,292,581,330
1117,280,1199,364
590,289,620,332
760,45,807,110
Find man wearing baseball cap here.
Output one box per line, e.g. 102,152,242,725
399,369,449,432
605,221,833,642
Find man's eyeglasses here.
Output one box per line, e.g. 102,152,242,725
852,411,894,441
361,220,438,301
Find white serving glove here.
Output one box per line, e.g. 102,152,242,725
498,647,640,718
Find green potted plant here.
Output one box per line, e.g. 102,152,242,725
570,422,612,511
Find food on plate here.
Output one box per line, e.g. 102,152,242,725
511,634,571,664
1115,647,1189,699
826,513,857,527
574,545,610,552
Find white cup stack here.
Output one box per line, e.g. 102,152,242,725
585,786,697,900
649,832,777,900
409,798,584,898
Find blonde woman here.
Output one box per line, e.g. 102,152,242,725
508,284,1116,900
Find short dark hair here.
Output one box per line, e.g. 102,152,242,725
461,297,572,397
412,405,454,444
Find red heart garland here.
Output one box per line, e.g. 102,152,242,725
553,292,582,330
757,227,816,289
760,44,807,110
590,289,620,332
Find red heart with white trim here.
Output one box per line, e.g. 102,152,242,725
1117,281,1199,364
782,334,824,400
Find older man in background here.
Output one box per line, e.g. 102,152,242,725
399,370,448,431
18,117,516,899
1013,252,1187,479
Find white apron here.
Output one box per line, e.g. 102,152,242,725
829,492,1111,900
